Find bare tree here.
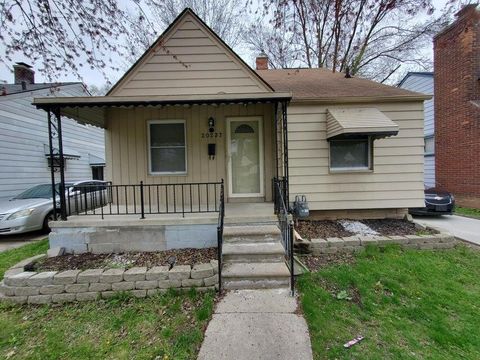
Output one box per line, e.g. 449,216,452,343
0,0,151,83
250,0,462,82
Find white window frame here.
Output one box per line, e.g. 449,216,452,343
329,136,373,173
424,135,435,156
147,120,187,175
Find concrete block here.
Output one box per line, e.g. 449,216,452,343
0,281,15,296
89,243,115,254
387,235,408,244
123,267,147,281
10,254,46,269
52,293,76,304
434,242,455,249
341,236,361,246
53,270,81,285
112,282,135,291
15,286,39,296
5,272,36,286
5,296,28,304
204,275,219,287
77,269,104,283
405,235,424,245
146,266,169,280
147,289,167,297
210,260,219,274
437,233,455,243
27,271,57,286
191,263,214,279
326,238,344,247
165,224,216,249
196,286,215,293
403,243,419,249
47,247,65,258
89,283,112,292
360,237,378,246
65,283,89,293
76,292,99,301
40,285,65,295
418,243,435,250
310,238,328,248
182,278,204,287
28,295,52,304
131,290,147,298
168,265,191,280
100,269,124,283
101,291,116,299
158,279,182,289
135,280,158,290
4,268,25,278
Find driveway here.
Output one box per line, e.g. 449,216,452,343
0,231,47,253
414,215,480,246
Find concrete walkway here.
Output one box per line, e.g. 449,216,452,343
414,215,480,246
197,289,313,360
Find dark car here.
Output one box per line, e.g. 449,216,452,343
409,188,455,216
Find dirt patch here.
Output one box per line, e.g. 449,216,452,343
296,220,354,240
314,276,363,308
296,219,437,239
300,252,356,272
33,248,217,272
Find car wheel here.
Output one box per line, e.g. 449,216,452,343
42,212,56,232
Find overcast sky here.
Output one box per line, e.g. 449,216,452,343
0,0,459,88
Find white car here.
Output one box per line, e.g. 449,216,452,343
0,180,107,235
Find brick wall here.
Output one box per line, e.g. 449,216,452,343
434,5,480,207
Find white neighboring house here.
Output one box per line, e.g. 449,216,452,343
398,72,435,188
0,63,105,199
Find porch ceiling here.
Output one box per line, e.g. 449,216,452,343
33,92,292,128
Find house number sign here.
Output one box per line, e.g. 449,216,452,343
201,132,223,138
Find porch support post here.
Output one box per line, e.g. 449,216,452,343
282,101,290,209
274,102,279,179
47,109,58,221
55,109,68,221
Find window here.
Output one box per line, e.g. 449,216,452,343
148,120,187,174
424,136,434,155
91,166,104,180
329,137,372,171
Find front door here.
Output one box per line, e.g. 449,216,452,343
227,117,264,198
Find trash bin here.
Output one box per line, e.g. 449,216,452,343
294,195,309,218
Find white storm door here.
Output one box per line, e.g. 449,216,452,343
227,117,264,198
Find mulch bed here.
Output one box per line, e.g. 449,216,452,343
296,219,436,240
33,248,217,272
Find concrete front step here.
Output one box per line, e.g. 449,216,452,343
222,262,290,290
223,243,285,263
223,225,282,244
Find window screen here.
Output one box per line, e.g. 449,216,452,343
149,121,186,174
424,136,434,155
330,138,371,170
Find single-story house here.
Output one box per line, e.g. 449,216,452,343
33,8,429,255
0,63,105,200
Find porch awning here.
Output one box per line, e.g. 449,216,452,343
32,92,292,128
326,107,399,139
88,154,105,166
43,144,81,159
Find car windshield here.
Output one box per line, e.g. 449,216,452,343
14,184,60,199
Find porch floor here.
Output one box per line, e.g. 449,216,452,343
55,202,277,228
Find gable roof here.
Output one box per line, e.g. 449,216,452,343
108,8,273,96
1,82,81,96
397,72,434,87
257,68,430,103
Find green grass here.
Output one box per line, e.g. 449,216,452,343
298,245,480,359
0,239,48,280
0,289,215,359
455,206,480,219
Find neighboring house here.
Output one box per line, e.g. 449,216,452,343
0,63,105,199
434,4,480,208
398,72,435,188
32,8,428,254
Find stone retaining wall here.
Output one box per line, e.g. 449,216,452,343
1,258,219,305
309,232,456,255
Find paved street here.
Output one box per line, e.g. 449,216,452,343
0,231,47,253
414,215,480,246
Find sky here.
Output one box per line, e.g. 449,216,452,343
0,0,460,88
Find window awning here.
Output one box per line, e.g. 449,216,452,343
326,107,399,139
88,154,105,166
43,144,81,160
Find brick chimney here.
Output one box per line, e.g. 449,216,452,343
13,62,35,85
256,53,269,70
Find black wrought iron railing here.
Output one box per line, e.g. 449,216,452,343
273,177,294,295
216,179,225,292
66,181,223,219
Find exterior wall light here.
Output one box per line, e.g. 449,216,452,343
208,116,215,132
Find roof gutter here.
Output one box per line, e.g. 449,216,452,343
291,94,432,105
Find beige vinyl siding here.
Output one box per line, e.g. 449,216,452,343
110,14,270,97
105,103,275,202
288,102,425,210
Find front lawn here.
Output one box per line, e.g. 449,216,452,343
298,245,480,359
0,240,214,360
455,206,480,219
